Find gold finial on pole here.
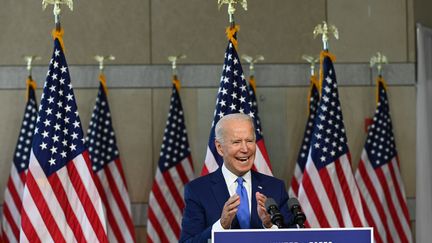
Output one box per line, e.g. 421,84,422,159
23,55,42,78
241,54,264,77
313,21,339,51
94,55,115,73
302,55,319,76
370,52,388,77
218,0,247,25
168,54,186,77
42,0,73,29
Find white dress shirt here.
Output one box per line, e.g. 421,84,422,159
212,163,252,231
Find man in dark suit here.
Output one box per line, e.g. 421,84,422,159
180,113,292,243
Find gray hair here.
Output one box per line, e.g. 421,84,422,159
215,113,255,144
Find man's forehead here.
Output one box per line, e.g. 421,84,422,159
224,118,253,127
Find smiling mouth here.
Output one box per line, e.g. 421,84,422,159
236,156,250,162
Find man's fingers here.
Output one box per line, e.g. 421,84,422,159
226,202,240,213
225,194,240,207
255,192,267,201
255,192,268,207
223,194,240,215
226,194,240,204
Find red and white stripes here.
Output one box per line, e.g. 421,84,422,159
147,157,194,243
19,151,107,243
298,153,365,228
355,151,412,243
2,165,26,243
93,158,135,243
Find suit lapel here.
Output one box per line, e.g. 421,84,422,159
251,171,264,228
211,168,243,228
210,169,230,216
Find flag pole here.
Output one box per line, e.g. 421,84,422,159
301,54,320,114
94,55,115,95
301,55,319,77
241,54,264,78
313,21,339,51
313,21,338,93
370,52,388,103
370,52,388,78
218,0,247,27
42,0,73,30
94,55,116,74
241,54,264,94
168,54,186,83
23,55,41,80
23,55,40,101
42,0,73,52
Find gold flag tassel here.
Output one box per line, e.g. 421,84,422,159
94,55,115,95
43,0,73,52
99,73,109,95
318,51,336,95
23,55,40,102
226,25,240,51
168,54,186,91
370,52,389,104
376,76,388,105
241,54,264,94
173,76,181,91
52,27,65,52
26,78,37,102
302,54,319,112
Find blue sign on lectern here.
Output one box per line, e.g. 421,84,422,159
213,227,373,243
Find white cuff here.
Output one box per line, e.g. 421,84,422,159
212,219,228,231
262,224,278,229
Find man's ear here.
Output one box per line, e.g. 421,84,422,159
215,139,224,157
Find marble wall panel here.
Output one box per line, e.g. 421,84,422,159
0,0,150,65
151,0,325,64
328,0,408,62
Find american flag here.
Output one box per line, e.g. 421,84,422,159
202,26,272,175
85,74,136,243
2,79,38,243
288,75,319,198
297,51,365,228
247,75,272,173
147,78,195,243
19,34,108,242
355,77,412,243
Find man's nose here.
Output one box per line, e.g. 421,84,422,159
240,141,248,152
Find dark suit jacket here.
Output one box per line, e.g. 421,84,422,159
179,168,292,243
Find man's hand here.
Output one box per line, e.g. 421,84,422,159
220,194,240,229
256,192,273,228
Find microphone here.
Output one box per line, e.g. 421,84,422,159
288,198,306,228
265,198,285,228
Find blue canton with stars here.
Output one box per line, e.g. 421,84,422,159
295,81,320,172
208,34,260,166
310,55,349,170
364,80,397,168
85,83,119,172
248,81,264,138
13,85,38,173
158,84,190,172
32,39,86,176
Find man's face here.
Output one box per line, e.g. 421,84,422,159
215,119,256,176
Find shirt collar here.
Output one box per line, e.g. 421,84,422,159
221,163,251,186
